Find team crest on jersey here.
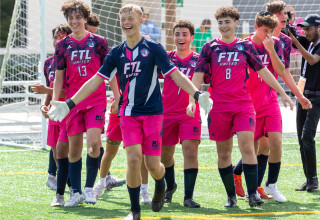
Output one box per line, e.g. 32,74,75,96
236,44,244,51
88,41,95,48
190,60,197,67
140,49,149,57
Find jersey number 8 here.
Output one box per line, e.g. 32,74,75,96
226,68,231,80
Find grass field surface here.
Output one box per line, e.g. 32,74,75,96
1,137,320,219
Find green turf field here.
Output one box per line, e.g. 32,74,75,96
1,137,320,220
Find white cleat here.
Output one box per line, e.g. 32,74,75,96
264,182,287,202
46,174,57,190
141,191,152,204
83,187,97,204
93,181,106,200
64,192,84,207
106,175,126,190
51,193,64,207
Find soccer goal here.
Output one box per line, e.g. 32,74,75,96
1,0,319,148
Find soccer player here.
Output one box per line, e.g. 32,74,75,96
188,6,293,208
34,25,71,196
48,4,211,219
233,10,311,202
160,19,203,208
86,13,100,34
52,1,109,207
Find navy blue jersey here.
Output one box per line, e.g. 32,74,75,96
98,37,177,116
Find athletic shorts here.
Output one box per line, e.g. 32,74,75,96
208,104,255,141
255,106,282,141
162,115,201,145
47,124,68,148
106,113,122,141
66,105,106,136
120,115,163,155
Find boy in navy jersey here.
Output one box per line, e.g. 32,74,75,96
48,4,211,220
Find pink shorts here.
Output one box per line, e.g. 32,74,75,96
162,115,201,145
208,105,255,141
66,105,106,136
255,107,282,141
47,124,68,148
120,115,163,155
106,113,122,141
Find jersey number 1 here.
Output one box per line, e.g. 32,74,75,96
226,68,231,79
78,65,87,77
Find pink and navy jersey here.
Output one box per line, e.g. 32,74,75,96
246,35,284,113
97,37,177,116
43,56,65,125
195,37,264,112
279,32,292,69
162,51,200,118
54,32,108,110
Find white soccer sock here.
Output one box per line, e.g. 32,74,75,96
99,176,107,186
141,184,148,193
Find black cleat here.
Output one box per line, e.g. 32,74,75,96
307,177,319,192
123,210,141,220
184,199,201,208
295,182,307,191
164,183,177,203
224,195,237,208
248,193,264,208
151,187,165,212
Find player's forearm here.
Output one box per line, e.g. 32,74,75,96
281,68,303,100
268,49,285,76
109,77,120,101
42,94,51,107
293,40,319,65
52,70,64,101
258,67,286,96
189,72,205,103
71,74,104,105
170,70,199,99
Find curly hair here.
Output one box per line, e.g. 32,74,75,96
51,24,72,38
87,13,101,27
61,0,91,20
173,19,195,36
215,6,240,21
255,11,278,29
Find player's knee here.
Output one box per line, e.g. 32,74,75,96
127,154,142,169
218,151,231,162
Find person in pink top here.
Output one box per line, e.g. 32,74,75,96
188,6,293,208
52,1,110,207
233,10,311,203
160,20,204,208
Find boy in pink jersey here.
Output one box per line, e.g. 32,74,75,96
52,1,109,207
233,1,312,202
189,6,293,208
160,20,203,208
48,4,211,219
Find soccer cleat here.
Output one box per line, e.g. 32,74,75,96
123,210,141,220
46,174,57,190
141,191,152,204
83,187,97,204
295,182,307,191
151,186,165,212
51,193,65,207
233,173,245,197
164,183,177,203
184,199,201,208
264,183,287,202
64,192,84,207
93,181,106,200
224,195,237,208
257,186,273,199
248,192,264,207
106,175,126,190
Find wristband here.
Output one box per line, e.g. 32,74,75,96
194,91,201,102
66,99,76,110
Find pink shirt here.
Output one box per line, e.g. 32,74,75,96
195,37,264,112
162,51,200,118
246,35,284,114
55,32,108,110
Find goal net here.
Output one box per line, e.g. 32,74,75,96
1,0,319,148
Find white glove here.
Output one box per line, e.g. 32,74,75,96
47,100,70,122
198,92,213,115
